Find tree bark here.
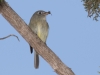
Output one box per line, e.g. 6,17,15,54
0,1,75,75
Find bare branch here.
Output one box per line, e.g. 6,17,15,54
0,34,20,41
0,1,75,75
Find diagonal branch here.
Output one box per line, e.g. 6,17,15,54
0,1,75,75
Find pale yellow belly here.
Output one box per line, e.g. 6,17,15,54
37,24,48,43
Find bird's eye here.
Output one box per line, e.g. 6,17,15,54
39,12,41,14
38,11,42,14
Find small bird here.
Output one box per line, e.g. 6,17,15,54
29,10,50,69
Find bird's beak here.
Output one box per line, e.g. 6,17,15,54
44,11,51,15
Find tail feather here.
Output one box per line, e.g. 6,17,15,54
34,50,39,69
30,46,33,53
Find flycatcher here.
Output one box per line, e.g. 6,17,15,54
29,10,50,69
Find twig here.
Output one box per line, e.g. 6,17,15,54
0,34,20,41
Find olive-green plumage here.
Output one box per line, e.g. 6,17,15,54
29,10,50,69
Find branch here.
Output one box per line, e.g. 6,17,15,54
0,34,19,41
0,1,75,75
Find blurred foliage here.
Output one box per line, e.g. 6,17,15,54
0,0,5,6
98,66,100,74
98,72,100,74
82,0,100,21
0,0,4,3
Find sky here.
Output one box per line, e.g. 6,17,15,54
0,0,100,75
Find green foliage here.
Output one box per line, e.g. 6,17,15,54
98,71,100,74
82,0,100,21
0,0,4,3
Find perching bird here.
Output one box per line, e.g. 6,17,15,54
29,10,50,69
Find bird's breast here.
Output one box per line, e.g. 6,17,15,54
37,22,49,42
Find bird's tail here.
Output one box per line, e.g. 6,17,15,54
34,50,39,69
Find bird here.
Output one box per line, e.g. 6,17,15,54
29,10,50,69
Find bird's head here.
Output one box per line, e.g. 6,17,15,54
33,10,51,20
